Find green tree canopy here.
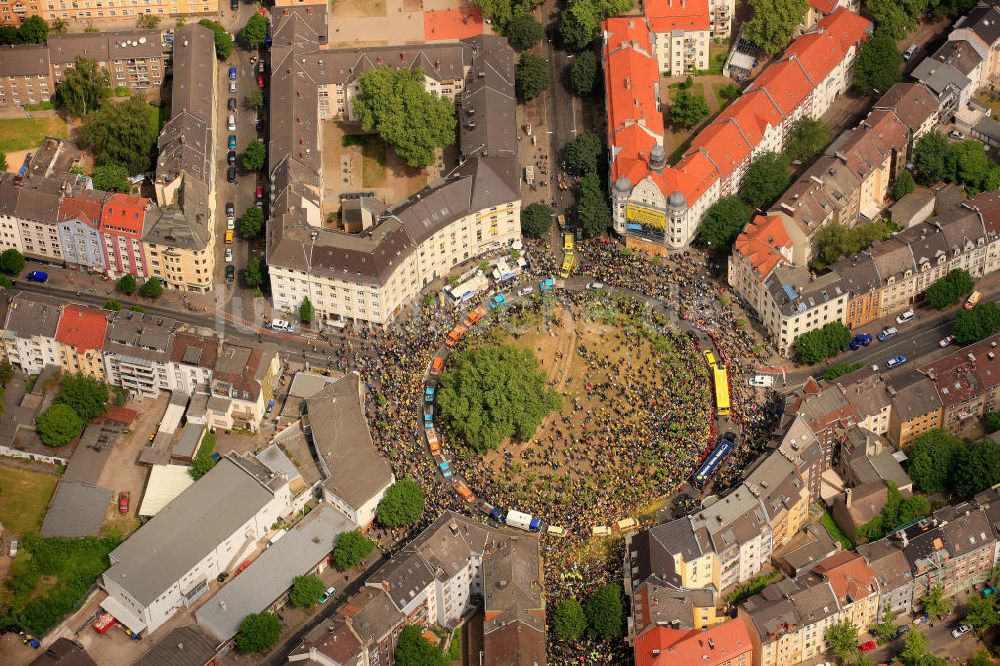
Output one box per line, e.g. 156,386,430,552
898,626,947,666
354,67,457,168
521,202,553,238
0,152,6,172
914,131,948,185
854,31,902,94
562,131,603,175
743,0,809,56
244,256,266,288
825,619,861,664
140,276,163,299
333,529,376,570
516,53,550,101
794,322,851,364
924,269,975,309
856,481,931,542
953,301,1000,345
289,574,326,607
55,373,108,421
189,433,217,480
985,411,1000,434
37,403,85,447
473,0,543,32
198,19,234,60
739,152,790,209
18,16,49,44
117,274,137,295
241,14,269,48
577,172,611,237
867,0,915,40
951,440,1000,498
0,248,25,276
553,598,588,641
669,90,710,129
234,612,281,653
245,88,264,110
56,57,110,118
810,219,895,269
91,164,131,193
80,95,157,175
394,625,448,666
570,50,599,96
299,296,314,324
241,206,265,238
696,196,753,252
242,141,267,172
964,594,1000,634
945,139,991,192
920,584,952,617
893,169,916,200
377,478,425,527
870,608,899,643
970,650,995,666
437,343,561,454
559,0,634,51
785,117,831,164
136,14,161,30
506,14,544,49
585,583,623,641
907,429,962,493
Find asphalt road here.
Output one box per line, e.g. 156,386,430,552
541,0,581,221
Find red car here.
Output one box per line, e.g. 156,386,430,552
118,491,130,515
235,559,252,576
257,75,265,89
255,184,264,200
858,640,877,652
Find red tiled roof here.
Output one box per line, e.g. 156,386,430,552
809,0,839,14
604,16,653,54
58,191,106,229
646,0,711,32
734,214,792,278
747,60,814,116
634,620,753,666
689,119,752,180
103,405,138,425
610,124,660,183
785,31,847,85
55,304,108,353
604,43,663,135
817,7,872,54
667,149,719,203
712,89,783,145
812,551,878,604
423,8,484,42
100,193,149,238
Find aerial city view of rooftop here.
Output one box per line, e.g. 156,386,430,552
7,0,1000,664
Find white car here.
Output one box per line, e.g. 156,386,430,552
749,374,775,388
270,318,293,332
896,309,915,324
949,130,966,140
586,282,605,290
517,286,534,297
939,335,955,347
229,80,237,94
228,114,236,132
224,248,233,263
226,217,235,230
952,624,972,639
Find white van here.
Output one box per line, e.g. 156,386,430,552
546,525,567,537
903,44,918,60
228,114,236,131
270,318,294,332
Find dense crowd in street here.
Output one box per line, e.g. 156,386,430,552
324,237,777,663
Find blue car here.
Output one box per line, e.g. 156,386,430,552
439,461,452,478
423,412,433,428
876,327,898,342
491,293,507,308
229,66,237,81
539,278,554,291
849,333,872,350
886,355,907,369
228,134,237,150
425,386,435,402
25,271,47,283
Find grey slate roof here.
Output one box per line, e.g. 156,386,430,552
4,292,63,339
955,4,1000,46
133,625,218,666
41,481,112,538
0,44,50,76
103,454,280,607
305,373,393,508
912,56,971,98
195,503,355,641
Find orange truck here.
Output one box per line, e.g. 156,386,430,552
445,324,467,347
430,356,444,376
453,480,475,503
462,306,486,327
426,428,441,455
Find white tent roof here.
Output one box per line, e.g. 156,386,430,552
139,464,195,517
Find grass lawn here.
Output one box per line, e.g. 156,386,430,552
146,104,166,133
361,140,387,187
0,116,69,153
820,508,854,550
0,466,58,534
711,82,739,109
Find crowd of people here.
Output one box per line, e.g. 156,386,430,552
324,237,778,663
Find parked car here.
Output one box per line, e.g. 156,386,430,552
903,44,918,60
256,115,264,132
229,66,237,81
228,134,237,150
965,290,982,309
257,74,265,89
18,631,40,649
913,613,930,626
939,335,956,347
225,264,235,283
226,201,235,216
258,60,265,74
517,286,534,297
895,624,910,638
224,248,233,263
227,166,236,182
229,79,236,94
230,0,238,9
25,271,48,283
950,130,966,140
877,327,898,341
255,184,264,200
886,355,907,368
227,150,237,166
858,641,877,652
849,333,873,350
227,217,235,231
749,374,775,388
319,586,336,603
227,97,237,111
586,282,605,290
896,309,915,324
217,571,230,583
235,559,252,576
952,624,972,638
118,491,130,514
228,113,236,131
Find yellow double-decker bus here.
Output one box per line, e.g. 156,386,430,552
713,364,731,417
560,251,575,278
564,233,574,251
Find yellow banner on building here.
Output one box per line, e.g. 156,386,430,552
626,205,666,231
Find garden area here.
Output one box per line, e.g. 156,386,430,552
0,115,69,154
0,466,58,534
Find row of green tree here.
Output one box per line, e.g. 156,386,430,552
907,429,1000,499
793,322,851,364
914,131,1000,195
811,218,897,270
953,301,1000,345
924,268,976,310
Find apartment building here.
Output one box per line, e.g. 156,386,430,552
57,190,107,271
208,342,279,433
1,292,63,374
645,0,711,74
0,30,171,108
919,333,1000,435
167,332,216,395
16,175,67,262
101,193,151,280
481,532,546,666
886,375,944,447
631,583,723,642
835,370,892,436
604,8,871,251
743,454,809,549
760,264,849,356
0,175,25,253
783,378,857,471
102,310,176,399
856,538,915,615
728,214,794,319
54,304,109,381
739,575,840,666
100,453,293,636
266,5,520,327
0,0,217,26
148,24,217,293
635,618,753,666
